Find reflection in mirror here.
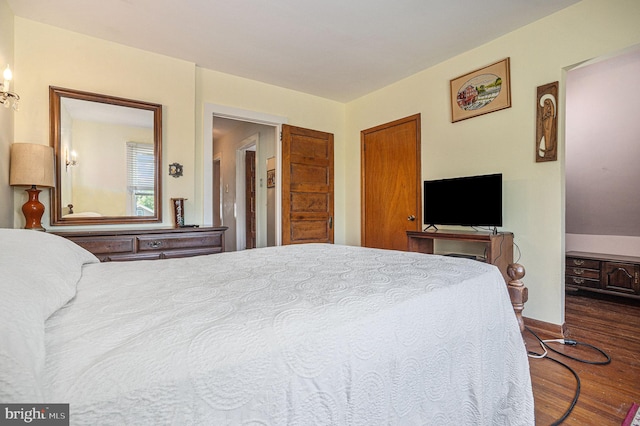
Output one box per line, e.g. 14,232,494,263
50,87,162,226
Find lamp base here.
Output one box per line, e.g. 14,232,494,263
22,185,46,231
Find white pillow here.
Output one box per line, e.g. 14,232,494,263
0,229,98,402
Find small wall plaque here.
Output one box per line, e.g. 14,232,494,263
535,82,558,162
169,162,183,177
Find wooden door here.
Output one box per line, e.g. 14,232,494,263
245,150,256,249
361,114,421,250
282,125,334,245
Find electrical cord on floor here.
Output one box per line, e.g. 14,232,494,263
540,337,611,365
525,325,611,425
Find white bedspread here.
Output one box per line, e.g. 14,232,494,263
42,243,533,425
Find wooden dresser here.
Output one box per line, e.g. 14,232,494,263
54,227,227,262
566,251,640,299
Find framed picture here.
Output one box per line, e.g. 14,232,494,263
450,58,511,122
266,169,275,188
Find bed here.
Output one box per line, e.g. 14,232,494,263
0,229,534,425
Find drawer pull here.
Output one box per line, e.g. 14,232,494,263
571,277,585,284
149,241,163,248
572,259,585,266
573,268,585,275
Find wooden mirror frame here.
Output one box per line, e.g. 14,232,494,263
49,86,163,226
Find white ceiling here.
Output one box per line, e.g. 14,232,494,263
7,0,579,102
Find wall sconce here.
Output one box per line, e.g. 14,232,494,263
0,65,20,111
66,149,78,170
9,143,55,230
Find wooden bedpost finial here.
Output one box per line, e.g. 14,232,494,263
507,263,528,332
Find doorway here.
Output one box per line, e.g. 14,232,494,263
204,104,287,251
233,136,257,251
565,46,640,257
211,116,278,251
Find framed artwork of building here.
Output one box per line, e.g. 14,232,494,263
450,58,511,122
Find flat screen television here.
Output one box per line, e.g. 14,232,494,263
423,173,502,229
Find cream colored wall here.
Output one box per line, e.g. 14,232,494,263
0,0,14,228
345,0,640,325
12,18,196,229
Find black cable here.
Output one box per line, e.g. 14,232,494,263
543,339,611,365
531,350,581,426
513,240,522,263
525,325,611,425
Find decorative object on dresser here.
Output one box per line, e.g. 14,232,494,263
9,143,55,231
171,198,186,227
566,251,640,298
53,227,227,262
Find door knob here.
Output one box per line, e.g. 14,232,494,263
407,215,416,221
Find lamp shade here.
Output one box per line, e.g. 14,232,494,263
9,143,55,187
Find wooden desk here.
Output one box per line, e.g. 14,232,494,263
406,230,514,283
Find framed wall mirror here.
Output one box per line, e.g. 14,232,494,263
49,86,162,226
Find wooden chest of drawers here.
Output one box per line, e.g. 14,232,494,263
566,251,640,299
54,227,227,262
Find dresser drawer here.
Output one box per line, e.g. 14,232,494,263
565,267,600,280
68,236,135,255
565,275,600,289
566,257,600,270
160,247,223,259
137,232,223,252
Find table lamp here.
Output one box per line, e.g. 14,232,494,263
9,143,55,230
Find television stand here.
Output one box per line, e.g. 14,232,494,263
406,229,513,284
407,229,528,332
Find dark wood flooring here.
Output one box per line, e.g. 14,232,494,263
525,290,640,425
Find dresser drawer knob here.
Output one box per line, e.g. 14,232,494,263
572,259,585,266
573,268,584,275
150,241,163,248
571,277,585,284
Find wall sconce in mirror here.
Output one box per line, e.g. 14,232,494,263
65,149,78,171
169,162,183,178
1,65,20,110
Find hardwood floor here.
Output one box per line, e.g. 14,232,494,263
526,290,640,425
